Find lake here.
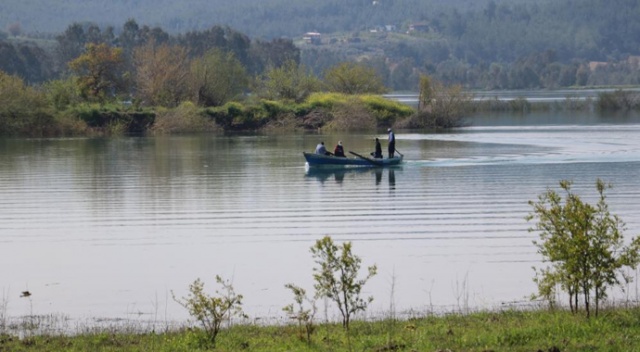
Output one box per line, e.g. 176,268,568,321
2,110,640,329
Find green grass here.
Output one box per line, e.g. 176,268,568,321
4,307,640,351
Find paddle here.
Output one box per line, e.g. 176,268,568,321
349,151,384,166
394,149,403,157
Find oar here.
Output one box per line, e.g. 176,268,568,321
394,149,403,157
349,151,384,166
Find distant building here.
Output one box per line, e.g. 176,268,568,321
588,61,608,71
627,56,640,68
408,22,430,33
370,25,397,33
303,32,321,45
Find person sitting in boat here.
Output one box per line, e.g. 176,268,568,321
373,137,383,158
334,141,346,157
315,141,330,155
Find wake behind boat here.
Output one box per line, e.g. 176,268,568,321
303,151,403,168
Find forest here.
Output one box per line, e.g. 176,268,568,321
1,0,640,90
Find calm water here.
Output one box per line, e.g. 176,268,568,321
2,111,640,326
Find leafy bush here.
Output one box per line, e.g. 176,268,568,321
527,179,640,317
283,283,316,344
306,92,349,109
358,94,414,125
0,70,54,136
66,103,155,134
173,276,246,348
311,236,377,330
152,102,215,134
597,90,640,110
324,101,377,131
41,77,83,111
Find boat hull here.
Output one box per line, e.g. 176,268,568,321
303,152,402,168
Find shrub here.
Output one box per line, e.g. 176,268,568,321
283,283,317,344
152,102,216,134
324,101,377,131
173,276,246,348
597,90,640,111
0,70,54,136
306,92,349,109
41,77,83,111
358,94,414,126
65,103,155,135
311,236,377,330
527,179,640,317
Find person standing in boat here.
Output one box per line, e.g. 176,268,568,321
333,141,345,157
315,141,330,155
373,137,383,158
387,128,396,158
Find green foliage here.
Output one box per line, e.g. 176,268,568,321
310,235,377,330
527,179,640,318
304,93,413,130
205,101,245,129
255,60,322,103
323,62,387,95
68,43,125,103
133,42,191,108
190,48,248,107
5,0,640,90
596,90,640,111
0,70,54,136
66,103,155,134
172,276,245,348
358,94,413,125
399,76,471,129
41,77,83,111
418,75,434,111
305,92,349,109
152,102,217,134
282,283,317,344
10,307,640,351
259,99,287,116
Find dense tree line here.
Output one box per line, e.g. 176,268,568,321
0,17,402,136
3,0,640,90
0,20,300,86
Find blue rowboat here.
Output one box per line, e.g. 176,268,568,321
303,151,403,168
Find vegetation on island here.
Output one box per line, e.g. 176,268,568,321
2,181,640,351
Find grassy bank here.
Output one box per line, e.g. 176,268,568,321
3,307,640,351
4,85,640,137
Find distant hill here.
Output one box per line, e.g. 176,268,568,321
0,0,527,38
2,0,640,90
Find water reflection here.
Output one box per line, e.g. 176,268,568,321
306,167,370,184
2,121,640,324
305,167,400,189
389,169,396,189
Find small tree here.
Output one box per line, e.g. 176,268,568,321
190,48,248,107
311,235,377,330
256,60,321,103
415,74,471,128
324,62,387,95
133,41,191,107
173,276,245,347
527,179,640,317
283,283,317,344
68,43,124,103
0,70,52,135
